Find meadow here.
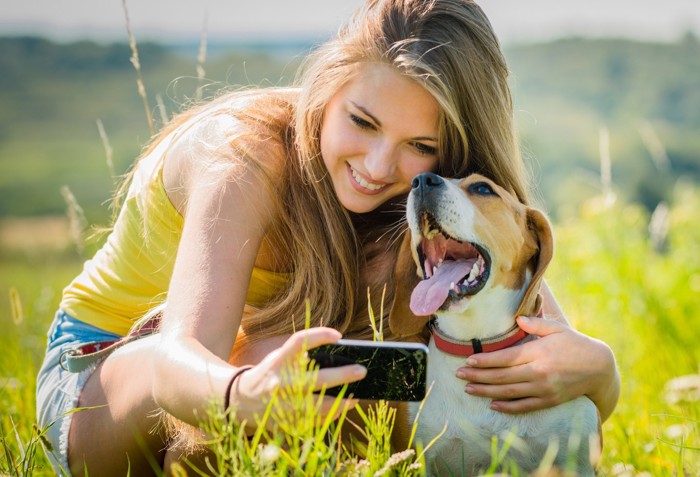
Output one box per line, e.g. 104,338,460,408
1,29,700,477
2,170,700,477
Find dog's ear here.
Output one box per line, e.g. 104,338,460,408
515,207,554,318
388,231,433,338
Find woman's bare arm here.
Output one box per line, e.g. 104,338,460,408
455,280,620,422
540,281,620,421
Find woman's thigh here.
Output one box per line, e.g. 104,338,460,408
36,311,123,475
35,311,167,477
68,333,167,477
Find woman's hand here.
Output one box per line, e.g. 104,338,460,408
230,327,367,431
455,315,619,421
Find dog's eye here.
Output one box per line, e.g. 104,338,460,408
468,182,496,196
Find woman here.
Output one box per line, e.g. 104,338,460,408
36,0,619,475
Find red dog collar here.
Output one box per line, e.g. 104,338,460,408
430,321,528,356
429,308,543,357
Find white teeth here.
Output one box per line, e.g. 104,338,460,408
449,282,455,291
351,167,387,191
433,266,438,275
465,256,485,285
467,261,479,283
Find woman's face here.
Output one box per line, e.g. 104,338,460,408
320,63,440,214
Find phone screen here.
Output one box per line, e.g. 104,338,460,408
309,339,428,401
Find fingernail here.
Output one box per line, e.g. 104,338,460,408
466,357,477,366
456,369,467,379
518,316,530,324
465,384,475,394
354,365,367,377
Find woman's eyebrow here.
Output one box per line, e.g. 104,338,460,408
349,100,438,142
350,101,382,126
413,135,438,142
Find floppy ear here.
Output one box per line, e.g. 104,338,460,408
388,231,433,338
514,207,554,318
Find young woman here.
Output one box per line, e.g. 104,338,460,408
36,0,620,475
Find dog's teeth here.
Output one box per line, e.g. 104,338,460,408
449,282,455,291
433,266,438,275
467,261,479,282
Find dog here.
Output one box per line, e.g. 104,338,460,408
389,172,600,476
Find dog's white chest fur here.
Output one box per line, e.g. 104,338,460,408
410,339,598,476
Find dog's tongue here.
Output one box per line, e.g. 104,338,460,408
410,259,474,316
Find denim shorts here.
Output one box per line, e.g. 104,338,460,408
35,310,120,476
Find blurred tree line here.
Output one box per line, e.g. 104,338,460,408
1,34,698,223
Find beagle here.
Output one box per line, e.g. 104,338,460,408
389,173,599,476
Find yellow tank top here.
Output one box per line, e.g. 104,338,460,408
60,138,290,336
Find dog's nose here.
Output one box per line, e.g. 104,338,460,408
412,173,444,191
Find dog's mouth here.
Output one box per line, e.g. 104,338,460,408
410,212,491,316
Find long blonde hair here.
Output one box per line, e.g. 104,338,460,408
275,0,529,338
127,0,529,340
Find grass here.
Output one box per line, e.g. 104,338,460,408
2,185,700,475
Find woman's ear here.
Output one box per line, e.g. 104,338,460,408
515,207,554,318
389,231,433,338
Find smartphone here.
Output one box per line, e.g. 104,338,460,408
308,339,428,401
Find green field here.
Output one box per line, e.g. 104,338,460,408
1,34,699,476
2,190,699,475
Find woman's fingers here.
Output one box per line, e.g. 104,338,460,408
489,396,552,414
516,315,566,337
279,327,342,359
458,362,532,385
314,365,367,391
255,327,341,374
238,328,365,400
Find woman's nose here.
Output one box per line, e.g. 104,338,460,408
364,141,397,180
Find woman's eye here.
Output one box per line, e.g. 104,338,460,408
350,114,374,130
413,142,437,156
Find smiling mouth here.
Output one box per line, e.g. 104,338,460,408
409,212,491,316
349,164,388,192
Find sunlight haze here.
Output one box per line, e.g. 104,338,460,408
1,0,698,44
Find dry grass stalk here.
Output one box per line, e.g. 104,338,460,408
96,118,116,183
155,93,169,126
60,185,88,255
122,0,154,135
195,13,209,102
9,287,24,325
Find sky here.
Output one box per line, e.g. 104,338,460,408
1,0,699,46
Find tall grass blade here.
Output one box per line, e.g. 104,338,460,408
121,0,154,135
195,13,208,102
8,287,23,325
95,119,116,184
60,185,87,256
155,94,169,126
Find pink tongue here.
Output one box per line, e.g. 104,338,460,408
410,259,475,316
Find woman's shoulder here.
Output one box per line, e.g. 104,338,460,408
161,88,300,211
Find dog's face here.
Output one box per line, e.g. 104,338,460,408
389,173,553,338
